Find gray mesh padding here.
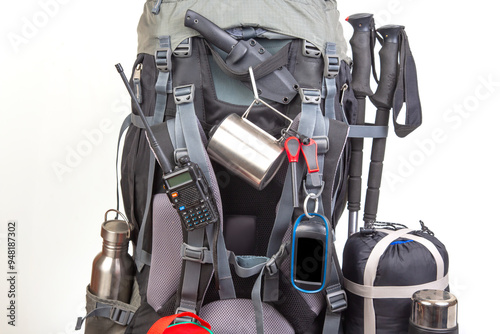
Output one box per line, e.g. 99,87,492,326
147,193,184,311
199,299,294,334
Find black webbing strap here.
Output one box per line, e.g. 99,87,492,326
322,119,349,220
392,30,422,138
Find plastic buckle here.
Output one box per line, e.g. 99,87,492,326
265,243,288,276
155,47,172,72
181,243,209,264
299,88,321,104
265,256,279,276
173,38,192,58
109,307,133,326
174,148,188,165
325,53,340,79
173,84,195,105
312,135,329,155
302,40,321,58
326,289,348,313
174,308,198,324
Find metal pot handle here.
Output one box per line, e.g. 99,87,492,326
242,67,293,141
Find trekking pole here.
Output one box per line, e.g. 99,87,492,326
346,13,376,236
363,25,405,226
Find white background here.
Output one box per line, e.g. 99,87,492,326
0,0,498,333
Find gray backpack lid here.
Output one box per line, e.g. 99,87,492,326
137,0,348,61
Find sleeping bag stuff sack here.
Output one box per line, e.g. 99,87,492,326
342,225,450,334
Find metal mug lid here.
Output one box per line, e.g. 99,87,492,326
101,210,132,244
411,289,458,330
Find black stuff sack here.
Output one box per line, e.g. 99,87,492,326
342,223,449,334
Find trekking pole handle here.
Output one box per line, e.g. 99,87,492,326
363,26,405,225
184,9,236,54
370,25,405,109
346,13,375,97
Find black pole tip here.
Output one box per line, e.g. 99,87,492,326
115,63,123,73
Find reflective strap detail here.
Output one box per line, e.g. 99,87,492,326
344,274,449,299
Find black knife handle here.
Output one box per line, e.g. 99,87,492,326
184,9,236,53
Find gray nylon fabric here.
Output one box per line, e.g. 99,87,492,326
199,299,294,334
137,0,348,61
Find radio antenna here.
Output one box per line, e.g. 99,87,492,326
115,63,172,173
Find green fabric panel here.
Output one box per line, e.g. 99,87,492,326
137,0,348,61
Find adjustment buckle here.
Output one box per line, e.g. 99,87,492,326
174,148,189,165
265,243,288,276
109,307,133,326
155,47,172,72
174,308,198,324
173,84,195,105
326,289,348,313
299,88,321,104
325,53,340,79
302,40,321,58
181,243,211,264
174,38,192,57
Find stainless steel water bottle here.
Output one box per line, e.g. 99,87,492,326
90,209,135,303
409,289,459,334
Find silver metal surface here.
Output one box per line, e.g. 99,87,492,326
411,289,458,330
90,212,135,303
207,113,286,190
348,211,358,236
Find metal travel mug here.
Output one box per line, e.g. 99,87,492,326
207,94,294,190
90,210,135,303
408,289,459,334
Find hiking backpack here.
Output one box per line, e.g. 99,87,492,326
81,1,362,333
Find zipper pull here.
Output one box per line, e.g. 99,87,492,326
133,63,143,104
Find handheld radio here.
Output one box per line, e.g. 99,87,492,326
163,156,218,230
116,63,218,231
